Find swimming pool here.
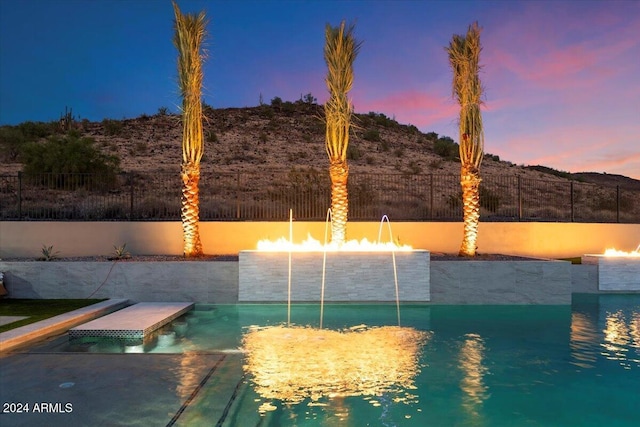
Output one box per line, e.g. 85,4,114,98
7,294,640,426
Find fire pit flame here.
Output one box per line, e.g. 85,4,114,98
603,243,640,257
257,233,413,252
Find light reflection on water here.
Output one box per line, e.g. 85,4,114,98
570,296,640,371
459,333,489,421
241,325,430,417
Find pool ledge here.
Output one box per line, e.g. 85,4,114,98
0,298,129,353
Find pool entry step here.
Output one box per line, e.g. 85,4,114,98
69,302,194,340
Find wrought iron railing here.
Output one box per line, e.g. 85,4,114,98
0,171,638,222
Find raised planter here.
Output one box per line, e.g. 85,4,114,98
1,255,579,304
0,260,238,303
581,255,640,291
430,258,572,304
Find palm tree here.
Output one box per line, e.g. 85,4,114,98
324,21,361,245
173,1,207,257
447,22,484,257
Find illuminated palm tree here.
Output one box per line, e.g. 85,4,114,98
173,1,207,257
447,22,484,257
324,21,361,245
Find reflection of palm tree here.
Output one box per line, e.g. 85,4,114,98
459,333,488,420
324,21,361,244
447,22,484,256
173,1,207,257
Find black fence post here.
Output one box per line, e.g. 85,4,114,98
616,185,620,223
129,173,134,220
570,181,574,222
517,176,522,221
17,171,23,220
429,174,434,220
236,171,241,219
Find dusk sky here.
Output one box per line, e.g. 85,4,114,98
1,0,638,179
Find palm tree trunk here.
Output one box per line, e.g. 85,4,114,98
181,162,202,257
329,160,349,245
460,165,481,256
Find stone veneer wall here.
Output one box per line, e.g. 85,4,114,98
238,250,430,302
0,261,238,303
430,260,572,304
0,257,613,305
582,256,640,291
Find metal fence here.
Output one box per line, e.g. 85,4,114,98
0,171,638,222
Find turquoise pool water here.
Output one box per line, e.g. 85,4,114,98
47,295,640,425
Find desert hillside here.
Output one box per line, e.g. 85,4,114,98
4,100,631,187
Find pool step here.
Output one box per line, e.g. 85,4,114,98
69,302,194,340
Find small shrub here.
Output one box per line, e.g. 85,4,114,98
362,128,381,142
206,130,218,143
365,155,376,165
102,119,123,136
38,245,60,261
434,136,459,160
109,243,131,260
157,106,169,116
394,147,405,158
347,144,361,161
0,126,26,161
270,96,283,108
258,132,268,143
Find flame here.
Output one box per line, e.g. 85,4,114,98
257,234,413,252
603,245,640,257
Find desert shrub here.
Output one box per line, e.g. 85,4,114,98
394,147,405,158
17,121,56,139
21,135,120,189
0,126,27,161
206,130,218,143
347,144,362,161
270,96,283,108
424,131,439,142
157,106,169,116
366,112,398,128
102,119,123,136
363,128,381,142
281,101,296,114
434,136,459,160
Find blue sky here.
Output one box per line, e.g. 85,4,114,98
1,0,639,179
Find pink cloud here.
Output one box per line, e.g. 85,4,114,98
352,89,458,130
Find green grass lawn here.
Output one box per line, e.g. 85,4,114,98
0,299,106,333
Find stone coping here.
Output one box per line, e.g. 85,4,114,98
0,299,129,353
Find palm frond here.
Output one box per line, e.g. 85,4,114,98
173,1,207,165
324,21,361,162
447,22,484,169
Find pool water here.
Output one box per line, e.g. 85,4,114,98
42,295,640,425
